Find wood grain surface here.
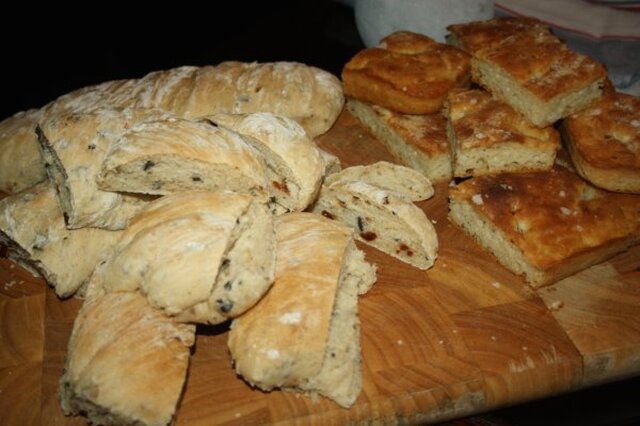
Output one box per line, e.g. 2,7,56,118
1,110,640,425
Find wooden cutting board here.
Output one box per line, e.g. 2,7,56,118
1,110,640,425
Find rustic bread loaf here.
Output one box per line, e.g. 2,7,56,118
0,182,121,297
36,108,168,230
91,191,275,325
562,91,640,193
0,109,45,193
97,117,269,199
346,99,452,182
342,31,470,115
0,61,343,195
324,160,434,201
447,16,550,54
228,212,377,408
60,291,195,426
312,180,438,270
445,89,560,177
470,30,607,127
206,112,324,212
448,166,640,288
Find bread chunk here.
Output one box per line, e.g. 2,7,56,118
0,182,121,297
97,117,269,199
470,30,607,127
312,180,438,270
228,212,377,408
562,91,640,193
60,291,195,426
0,109,44,193
342,31,470,115
346,99,452,182
206,112,325,213
448,166,640,287
92,191,275,325
446,89,560,177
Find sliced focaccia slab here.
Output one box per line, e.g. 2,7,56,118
470,29,607,127
346,99,452,183
91,191,275,325
323,160,434,201
228,212,376,408
448,166,640,288
37,108,169,230
97,117,269,200
342,30,470,115
562,91,640,194
206,112,324,213
312,180,438,270
0,182,121,297
60,291,195,426
446,89,560,177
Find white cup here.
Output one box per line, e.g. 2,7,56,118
354,0,494,46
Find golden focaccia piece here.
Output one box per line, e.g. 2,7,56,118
346,99,452,182
448,165,640,288
342,31,471,115
446,89,560,177
447,16,551,54
562,91,640,194
471,30,607,127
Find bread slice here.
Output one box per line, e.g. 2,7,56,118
447,16,551,54
311,180,438,270
448,166,640,288
92,191,275,325
228,212,376,408
346,99,452,182
324,161,434,201
446,89,560,177
60,291,195,426
562,91,640,194
36,108,169,230
470,30,607,127
206,112,324,213
342,31,470,115
0,182,122,297
0,109,45,194
97,117,269,200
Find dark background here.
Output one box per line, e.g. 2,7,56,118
2,1,639,424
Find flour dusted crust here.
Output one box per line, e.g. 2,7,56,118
448,166,640,287
342,31,470,115
60,291,195,426
562,91,640,193
324,160,434,202
206,112,324,212
91,191,275,325
312,180,438,270
228,212,376,408
0,182,121,297
0,109,45,193
470,29,607,127
446,89,560,177
346,99,452,182
447,16,551,54
37,108,173,230
97,117,269,198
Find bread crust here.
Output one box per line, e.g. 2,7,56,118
562,91,640,193
342,31,470,115
448,166,640,287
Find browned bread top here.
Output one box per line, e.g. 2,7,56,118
447,17,550,54
447,88,560,150
342,31,470,115
473,30,607,102
564,91,640,170
449,166,640,270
